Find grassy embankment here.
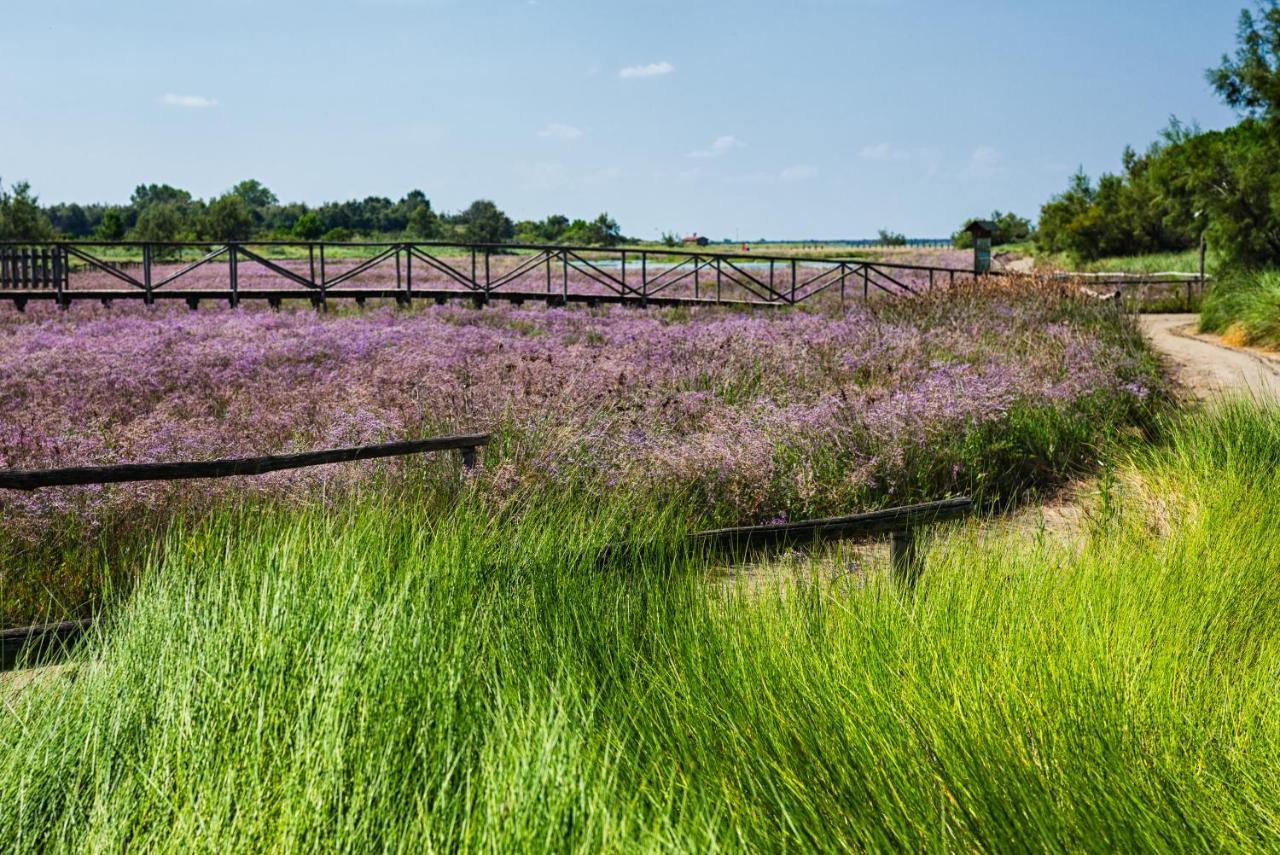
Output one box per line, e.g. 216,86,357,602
4,401,1280,849
1200,269,1280,349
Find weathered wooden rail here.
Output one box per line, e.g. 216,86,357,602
602,497,973,584
0,433,488,670
0,240,991,310
0,434,488,491
1,619,92,671
691,496,973,585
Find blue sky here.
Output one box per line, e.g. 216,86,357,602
3,0,1242,239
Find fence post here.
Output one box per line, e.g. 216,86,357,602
890,529,920,586
143,244,154,305
54,247,67,309
461,445,477,469
791,259,797,304
229,244,239,308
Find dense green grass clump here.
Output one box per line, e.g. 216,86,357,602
5,403,1280,850
1201,269,1280,347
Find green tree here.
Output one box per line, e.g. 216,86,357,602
128,202,188,243
94,208,127,241
460,199,514,244
1208,1,1280,125
0,180,57,241
130,183,193,209
291,211,324,240
204,194,256,241
229,179,278,211
407,203,441,239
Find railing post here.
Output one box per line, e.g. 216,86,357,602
229,244,239,308
790,259,797,304
54,247,67,309
309,243,316,286
695,256,701,301
716,258,722,304
863,266,869,300
405,244,413,303
484,249,491,298
562,250,568,301
621,250,627,295
319,243,326,288
890,529,920,586
839,263,846,308
143,244,154,305
395,244,402,293
461,445,477,469
641,252,647,302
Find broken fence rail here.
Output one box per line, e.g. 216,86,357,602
0,433,489,491
606,497,974,585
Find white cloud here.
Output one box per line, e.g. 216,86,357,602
688,135,745,158
780,164,818,181
966,145,1005,178
160,93,217,109
858,142,909,161
619,61,674,79
537,122,583,141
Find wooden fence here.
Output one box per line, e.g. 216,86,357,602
0,240,991,311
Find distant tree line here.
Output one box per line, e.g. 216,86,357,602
0,178,625,247
1036,1,1280,268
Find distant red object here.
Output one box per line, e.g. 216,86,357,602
681,233,710,247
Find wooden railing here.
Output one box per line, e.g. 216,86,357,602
0,240,991,310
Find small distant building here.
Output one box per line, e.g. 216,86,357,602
965,220,997,274
682,233,710,247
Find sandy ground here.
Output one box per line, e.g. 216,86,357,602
1139,314,1280,402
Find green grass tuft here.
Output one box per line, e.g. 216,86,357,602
4,402,1280,848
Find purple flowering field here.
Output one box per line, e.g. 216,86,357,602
0,281,1156,557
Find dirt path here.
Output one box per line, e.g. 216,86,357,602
1139,314,1280,401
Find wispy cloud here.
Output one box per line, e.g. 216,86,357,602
537,122,583,141
857,142,909,161
161,93,217,109
619,61,674,79
688,135,744,158
965,145,1005,178
780,164,818,181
